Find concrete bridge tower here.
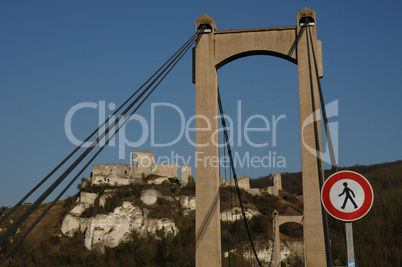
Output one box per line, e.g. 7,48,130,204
194,8,327,267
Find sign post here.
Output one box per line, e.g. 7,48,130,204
345,222,355,267
321,171,374,267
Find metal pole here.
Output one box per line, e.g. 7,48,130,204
345,222,355,267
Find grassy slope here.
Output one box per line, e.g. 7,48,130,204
252,160,402,267
1,160,400,266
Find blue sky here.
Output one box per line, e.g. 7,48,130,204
0,1,401,206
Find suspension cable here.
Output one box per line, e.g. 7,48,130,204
0,28,205,263
224,131,231,266
304,18,333,267
220,117,231,266
217,88,262,267
219,118,223,263
230,151,235,266
306,21,338,173
306,18,355,267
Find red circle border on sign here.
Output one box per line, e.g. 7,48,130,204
321,171,374,222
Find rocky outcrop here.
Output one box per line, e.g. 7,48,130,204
224,240,303,265
146,177,169,185
247,187,279,196
69,202,85,215
61,214,82,237
141,217,178,236
61,201,178,252
221,207,261,222
178,195,196,216
83,202,145,249
140,189,174,205
99,194,112,208
61,202,88,237
80,192,97,207
61,169,299,263
179,195,196,210
140,189,161,205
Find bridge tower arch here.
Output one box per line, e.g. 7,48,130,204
194,8,327,267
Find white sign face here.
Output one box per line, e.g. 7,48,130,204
329,179,365,213
321,171,374,222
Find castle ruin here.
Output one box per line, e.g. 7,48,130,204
87,150,280,195
90,150,191,186
221,173,282,196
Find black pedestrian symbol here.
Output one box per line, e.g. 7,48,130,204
338,182,358,209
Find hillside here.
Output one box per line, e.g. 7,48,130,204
252,160,402,266
1,160,400,266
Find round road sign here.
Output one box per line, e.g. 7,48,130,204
321,171,374,222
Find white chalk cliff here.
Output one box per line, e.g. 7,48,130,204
61,189,182,251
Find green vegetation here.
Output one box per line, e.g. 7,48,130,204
168,177,180,185
336,161,401,266
187,175,195,190
253,160,402,266
0,161,399,266
100,216,196,267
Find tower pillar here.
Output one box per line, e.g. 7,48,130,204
296,8,327,266
194,14,221,267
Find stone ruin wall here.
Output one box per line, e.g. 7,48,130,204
92,164,132,178
92,227,105,253
153,163,178,178
272,172,282,191
87,150,281,191
221,175,250,190
89,150,185,187
131,150,178,179
180,165,192,187
131,150,155,179
221,175,250,191
237,175,250,190
222,173,282,196
91,164,134,186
